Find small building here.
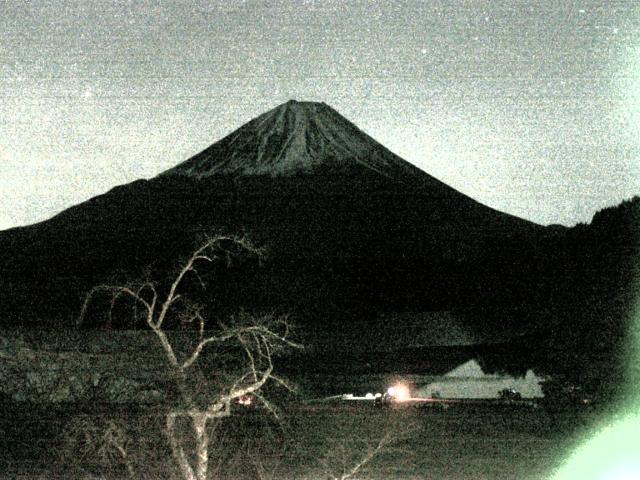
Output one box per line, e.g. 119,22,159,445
418,359,545,399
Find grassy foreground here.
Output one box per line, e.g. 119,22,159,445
0,398,597,480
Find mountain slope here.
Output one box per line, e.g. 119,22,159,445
158,99,535,233
0,100,544,342
162,100,427,180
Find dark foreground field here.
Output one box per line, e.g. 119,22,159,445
0,399,599,480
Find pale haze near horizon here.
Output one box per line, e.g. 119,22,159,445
1,0,639,230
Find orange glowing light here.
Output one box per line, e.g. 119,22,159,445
390,383,410,402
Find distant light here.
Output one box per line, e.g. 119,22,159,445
388,384,410,401
375,393,382,398
365,392,374,399
394,384,410,401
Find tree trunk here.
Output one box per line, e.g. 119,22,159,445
166,412,197,480
193,413,209,480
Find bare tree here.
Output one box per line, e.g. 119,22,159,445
79,234,301,480
321,430,396,480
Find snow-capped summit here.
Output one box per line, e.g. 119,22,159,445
162,100,424,179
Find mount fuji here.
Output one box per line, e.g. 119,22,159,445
1,100,547,346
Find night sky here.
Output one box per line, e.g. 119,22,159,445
1,0,639,229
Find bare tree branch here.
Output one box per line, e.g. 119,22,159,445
337,431,393,480
154,234,256,329
78,285,152,328
181,332,236,370
79,233,295,480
